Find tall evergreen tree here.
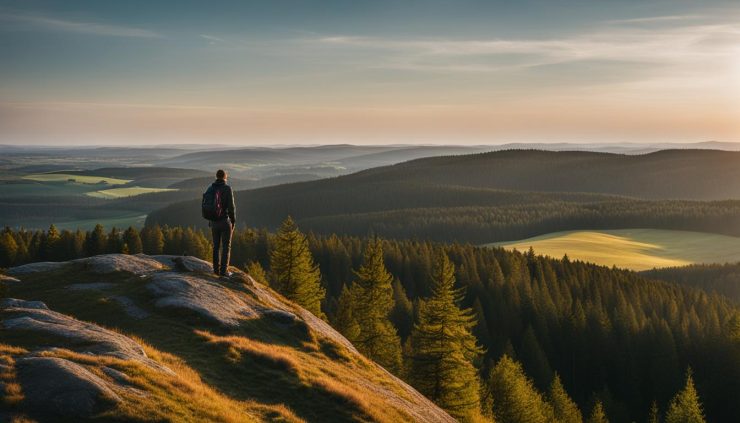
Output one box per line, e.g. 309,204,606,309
488,354,553,423
333,284,360,342
106,227,124,253
0,231,18,267
345,239,402,373
270,217,325,319
548,373,583,423
665,370,706,423
84,224,107,256
246,261,268,285
407,250,483,421
141,225,164,255
587,400,609,423
123,226,143,254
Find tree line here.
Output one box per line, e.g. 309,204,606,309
2,222,737,422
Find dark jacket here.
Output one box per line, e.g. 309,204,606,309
212,179,236,224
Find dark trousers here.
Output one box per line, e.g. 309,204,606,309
211,219,233,274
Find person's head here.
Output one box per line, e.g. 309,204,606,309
216,169,227,181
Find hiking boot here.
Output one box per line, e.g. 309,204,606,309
219,271,233,280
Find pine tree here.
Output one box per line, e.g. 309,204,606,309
648,400,661,423
270,217,325,319
407,250,483,421
123,226,143,254
85,224,107,256
0,231,19,267
246,261,268,285
549,373,583,423
346,239,402,373
333,284,360,342
665,369,706,423
141,225,164,255
587,400,609,423
106,227,123,253
488,354,553,423
43,224,61,260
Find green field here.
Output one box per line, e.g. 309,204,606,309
85,186,178,199
489,229,740,271
23,173,132,185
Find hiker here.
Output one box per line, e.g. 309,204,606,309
202,169,236,277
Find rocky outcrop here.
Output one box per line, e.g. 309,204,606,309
1,299,170,373
2,254,454,423
147,272,260,326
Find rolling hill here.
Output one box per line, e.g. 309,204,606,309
490,229,740,271
147,149,740,242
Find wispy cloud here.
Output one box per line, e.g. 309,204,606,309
310,22,740,74
606,15,703,25
0,13,162,38
200,34,225,44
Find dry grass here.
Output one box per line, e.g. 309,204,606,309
0,343,25,406
195,330,303,376
28,342,301,423
194,330,418,423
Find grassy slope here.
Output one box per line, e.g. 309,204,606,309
1,262,440,423
86,187,178,199
490,229,740,271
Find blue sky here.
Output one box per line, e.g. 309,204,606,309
1,0,738,145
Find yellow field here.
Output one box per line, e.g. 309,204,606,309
23,173,132,185
488,229,740,271
86,186,178,199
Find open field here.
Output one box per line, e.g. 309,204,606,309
85,186,179,199
22,173,132,185
489,229,740,271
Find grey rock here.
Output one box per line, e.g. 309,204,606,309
147,272,259,326
150,255,214,273
0,298,48,310
1,301,171,374
0,274,20,283
7,261,67,276
17,356,121,419
77,254,164,275
111,295,150,319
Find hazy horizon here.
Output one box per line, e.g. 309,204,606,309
1,0,739,146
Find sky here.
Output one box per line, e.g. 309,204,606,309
1,0,739,146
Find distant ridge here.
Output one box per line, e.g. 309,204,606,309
147,148,740,242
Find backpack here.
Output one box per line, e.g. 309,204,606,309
201,185,225,221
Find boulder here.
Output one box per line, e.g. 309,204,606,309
150,255,214,273
77,254,164,275
147,272,259,326
17,356,121,419
7,261,67,276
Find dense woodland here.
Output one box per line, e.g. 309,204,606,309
643,264,740,304
1,223,738,422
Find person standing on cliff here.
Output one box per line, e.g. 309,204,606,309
201,169,236,277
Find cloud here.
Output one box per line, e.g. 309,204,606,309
310,21,740,74
200,34,225,44
0,13,162,38
605,15,704,25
